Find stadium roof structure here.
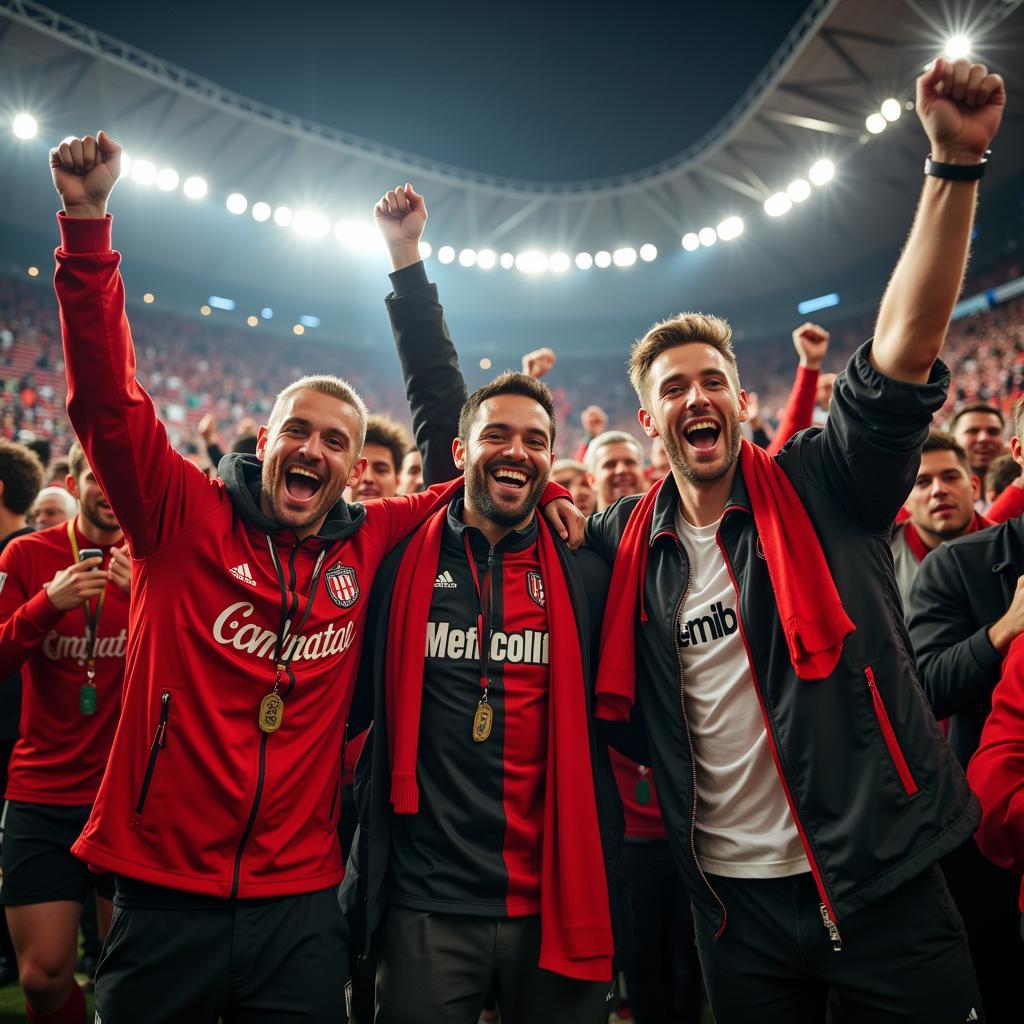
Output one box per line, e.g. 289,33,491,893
1,0,1024,352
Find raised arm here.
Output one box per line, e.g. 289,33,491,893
872,57,1005,383
50,133,220,556
766,323,828,455
374,185,464,487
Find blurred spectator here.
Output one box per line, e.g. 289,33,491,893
987,454,1022,504
551,459,596,517
28,485,77,529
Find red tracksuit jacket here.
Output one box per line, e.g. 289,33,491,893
56,215,448,898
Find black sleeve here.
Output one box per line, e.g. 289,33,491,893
783,341,950,534
386,262,467,487
751,426,771,450
206,441,225,470
907,544,1005,719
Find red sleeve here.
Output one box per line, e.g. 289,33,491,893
54,215,221,557
0,544,64,677
967,633,1024,873
574,440,589,464
987,484,1024,525
767,365,819,457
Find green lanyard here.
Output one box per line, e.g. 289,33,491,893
66,519,106,715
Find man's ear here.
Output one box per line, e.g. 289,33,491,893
256,425,268,462
737,388,749,423
346,458,368,490
65,474,80,499
970,474,981,503
452,437,467,471
637,407,659,439
1011,435,1022,465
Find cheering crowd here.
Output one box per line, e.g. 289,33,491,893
0,54,1021,1024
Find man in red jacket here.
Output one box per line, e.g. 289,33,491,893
0,441,129,1024
47,131,580,1023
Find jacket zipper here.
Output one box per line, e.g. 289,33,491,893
134,691,171,815
864,666,919,796
657,530,728,938
715,524,843,952
231,543,302,898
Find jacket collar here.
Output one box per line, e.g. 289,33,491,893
219,452,366,545
443,497,538,555
648,465,751,544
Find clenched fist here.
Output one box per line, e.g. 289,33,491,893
374,184,427,272
50,131,121,219
917,57,1005,164
792,323,829,370
522,347,556,379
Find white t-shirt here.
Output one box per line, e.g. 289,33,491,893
676,509,809,879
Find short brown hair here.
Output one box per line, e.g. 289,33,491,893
920,430,970,474
67,440,90,482
949,401,1004,433
364,415,412,474
987,453,1021,498
0,440,44,515
458,371,556,447
628,313,738,404
268,375,368,452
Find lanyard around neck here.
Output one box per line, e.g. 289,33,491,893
462,532,493,697
66,518,106,670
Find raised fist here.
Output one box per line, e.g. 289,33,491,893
792,323,829,369
581,405,608,438
50,131,121,219
374,184,427,270
522,347,556,379
108,544,132,596
917,57,1005,164
197,414,218,445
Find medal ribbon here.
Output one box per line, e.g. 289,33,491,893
462,533,493,702
66,519,107,698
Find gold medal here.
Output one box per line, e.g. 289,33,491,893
258,692,284,733
472,700,493,743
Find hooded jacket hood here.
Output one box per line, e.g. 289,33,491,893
219,452,366,543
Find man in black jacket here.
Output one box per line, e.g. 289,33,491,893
582,56,1002,1023
340,187,625,1024
907,402,1024,1023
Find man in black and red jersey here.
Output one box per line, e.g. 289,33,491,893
339,186,627,1024
0,440,129,1024
47,133,580,1023
583,57,1002,1022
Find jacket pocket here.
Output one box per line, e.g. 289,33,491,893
134,690,172,815
864,667,919,796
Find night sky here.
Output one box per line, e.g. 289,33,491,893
40,0,814,181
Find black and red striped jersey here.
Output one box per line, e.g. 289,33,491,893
389,501,551,917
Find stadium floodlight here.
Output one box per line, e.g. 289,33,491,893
763,192,792,217
143,292,154,303
880,98,902,122
944,35,971,60
183,175,208,200
438,245,456,264
682,232,700,251
698,227,717,247
639,243,658,262
294,210,330,240
516,251,549,274
131,159,157,186
476,249,496,270
334,219,382,252
27,266,39,277
419,241,432,259
613,247,637,268
12,113,38,140
293,324,305,336
200,305,212,316
717,216,744,241
119,153,132,177
251,201,272,222
549,252,571,273
459,248,477,267
575,252,594,270
273,205,293,227
156,168,179,192
247,315,259,327
261,307,273,319
500,252,514,269
594,250,612,268
865,113,887,135
226,192,248,215
480,358,492,369
809,159,835,186
787,179,811,203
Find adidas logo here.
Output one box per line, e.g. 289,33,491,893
966,1010,979,1022
434,570,457,589
229,562,257,587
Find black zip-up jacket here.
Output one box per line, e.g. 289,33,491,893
339,263,630,970
907,515,1023,767
585,343,978,939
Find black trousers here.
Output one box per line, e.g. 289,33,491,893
693,866,984,1024
621,840,703,1023
94,885,349,1023
375,906,611,1024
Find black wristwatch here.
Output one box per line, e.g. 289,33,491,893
924,151,989,180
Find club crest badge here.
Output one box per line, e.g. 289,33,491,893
526,571,545,608
325,563,359,608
